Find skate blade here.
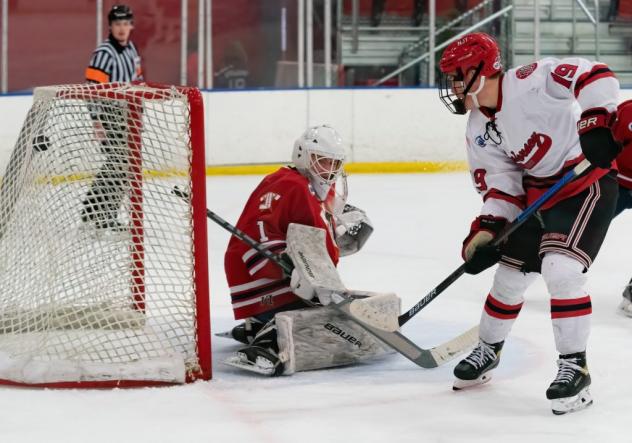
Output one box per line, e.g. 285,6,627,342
215,330,234,339
551,387,593,415
223,352,277,376
453,372,494,391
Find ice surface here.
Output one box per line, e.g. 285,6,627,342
2,172,631,443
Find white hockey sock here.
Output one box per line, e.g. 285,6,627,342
479,265,537,344
542,253,591,354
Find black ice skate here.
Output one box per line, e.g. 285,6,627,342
223,320,284,376
546,352,593,415
453,339,504,390
215,318,265,345
224,345,283,376
617,277,632,317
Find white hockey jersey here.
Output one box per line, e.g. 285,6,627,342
465,57,619,221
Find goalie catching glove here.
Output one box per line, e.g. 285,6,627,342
462,215,507,275
334,204,374,257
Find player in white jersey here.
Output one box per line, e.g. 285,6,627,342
437,32,623,415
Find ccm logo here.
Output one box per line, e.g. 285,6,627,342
577,117,598,131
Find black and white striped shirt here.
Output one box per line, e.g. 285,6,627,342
85,34,143,83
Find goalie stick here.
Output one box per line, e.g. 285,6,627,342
349,158,593,332
172,186,477,368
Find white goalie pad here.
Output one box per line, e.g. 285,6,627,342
276,292,401,374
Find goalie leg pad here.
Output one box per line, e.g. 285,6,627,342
276,292,400,374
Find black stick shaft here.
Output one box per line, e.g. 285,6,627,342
172,186,294,274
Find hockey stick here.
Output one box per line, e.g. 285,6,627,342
172,186,314,309
350,159,593,332
172,186,478,368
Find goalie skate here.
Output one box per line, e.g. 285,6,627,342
215,319,265,345
223,346,283,376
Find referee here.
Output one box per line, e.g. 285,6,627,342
81,4,142,231
85,4,142,84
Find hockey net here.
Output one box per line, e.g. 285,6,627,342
0,82,210,387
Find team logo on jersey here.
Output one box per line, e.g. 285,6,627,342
516,63,537,79
510,132,552,169
475,135,486,147
259,192,281,211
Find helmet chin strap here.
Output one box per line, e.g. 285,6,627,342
467,75,486,109
449,62,484,115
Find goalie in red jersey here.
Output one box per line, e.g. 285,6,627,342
222,125,389,376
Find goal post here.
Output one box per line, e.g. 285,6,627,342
0,82,211,387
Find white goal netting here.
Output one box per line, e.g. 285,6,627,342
0,82,210,386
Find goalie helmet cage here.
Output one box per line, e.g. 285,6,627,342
0,82,211,387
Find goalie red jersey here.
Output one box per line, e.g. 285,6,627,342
225,167,339,320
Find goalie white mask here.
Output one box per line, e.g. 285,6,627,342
292,125,346,201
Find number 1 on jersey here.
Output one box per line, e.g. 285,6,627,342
256,220,269,242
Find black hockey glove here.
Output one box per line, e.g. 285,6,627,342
464,243,503,275
577,108,621,169
462,215,506,275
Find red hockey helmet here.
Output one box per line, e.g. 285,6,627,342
438,33,502,114
439,32,502,77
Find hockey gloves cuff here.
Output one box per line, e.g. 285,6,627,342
577,108,621,169
462,215,507,275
